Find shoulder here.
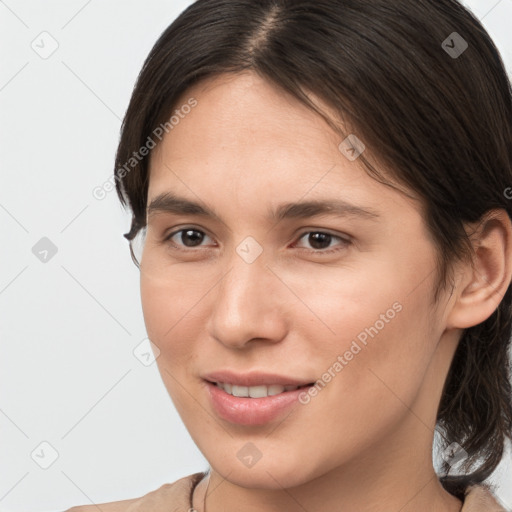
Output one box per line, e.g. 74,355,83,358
64,472,206,512
462,484,508,511
65,495,138,512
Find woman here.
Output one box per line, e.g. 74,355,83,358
68,0,512,510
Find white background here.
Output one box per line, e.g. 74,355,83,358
1,1,511,511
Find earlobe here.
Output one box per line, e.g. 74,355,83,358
446,209,512,330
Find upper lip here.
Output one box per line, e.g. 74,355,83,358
203,370,314,387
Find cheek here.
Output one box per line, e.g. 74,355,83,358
140,275,206,416
292,256,439,405
140,272,201,364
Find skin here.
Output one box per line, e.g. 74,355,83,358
135,71,512,512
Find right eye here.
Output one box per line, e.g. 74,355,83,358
163,227,216,251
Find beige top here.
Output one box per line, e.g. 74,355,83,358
66,472,508,511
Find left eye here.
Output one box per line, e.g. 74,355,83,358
294,231,350,253
164,228,349,253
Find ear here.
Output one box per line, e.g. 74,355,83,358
446,209,512,330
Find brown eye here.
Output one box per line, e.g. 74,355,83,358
295,231,350,254
164,228,213,249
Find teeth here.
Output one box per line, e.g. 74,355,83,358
215,382,300,398
233,385,249,397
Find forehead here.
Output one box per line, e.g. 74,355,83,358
147,71,420,220
152,72,343,166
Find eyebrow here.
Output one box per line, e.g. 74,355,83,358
147,192,381,223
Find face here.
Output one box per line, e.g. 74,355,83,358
140,71,457,489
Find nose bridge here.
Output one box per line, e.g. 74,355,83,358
209,236,286,348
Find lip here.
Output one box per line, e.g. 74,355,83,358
205,381,313,426
202,370,314,387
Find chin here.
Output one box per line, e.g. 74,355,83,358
207,449,324,490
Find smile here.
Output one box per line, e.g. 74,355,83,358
213,382,311,398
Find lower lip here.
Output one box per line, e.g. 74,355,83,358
205,381,312,426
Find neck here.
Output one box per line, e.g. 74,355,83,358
193,440,463,512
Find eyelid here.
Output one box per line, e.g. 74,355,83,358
295,228,351,243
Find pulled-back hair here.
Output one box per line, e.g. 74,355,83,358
113,0,512,498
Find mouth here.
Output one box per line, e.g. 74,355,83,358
204,379,316,426
207,380,315,398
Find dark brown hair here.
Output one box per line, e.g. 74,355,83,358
113,0,512,498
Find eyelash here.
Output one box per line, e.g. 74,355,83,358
162,227,351,255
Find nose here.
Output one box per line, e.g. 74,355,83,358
207,245,288,350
